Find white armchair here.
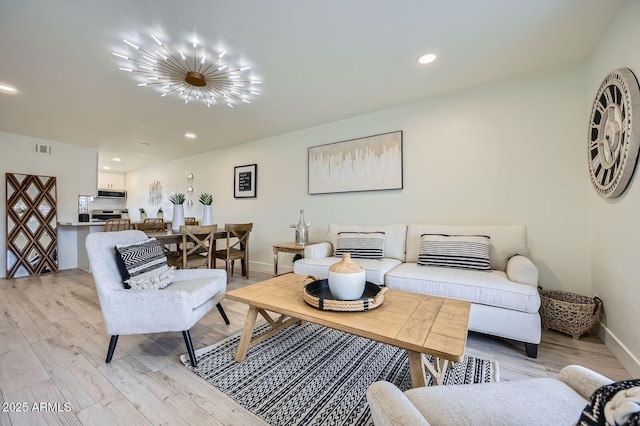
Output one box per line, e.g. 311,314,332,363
85,230,229,367
366,365,613,425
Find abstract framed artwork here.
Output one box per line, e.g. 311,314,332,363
308,130,403,194
234,164,257,198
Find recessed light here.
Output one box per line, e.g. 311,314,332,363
103,166,111,170
185,132,197,139
112,157,121,162
0,83,17,94
418,54,437,65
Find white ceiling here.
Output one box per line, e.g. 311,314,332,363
0,0,626,173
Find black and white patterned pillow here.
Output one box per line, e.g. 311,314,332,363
577,379,640,425
417,234,491,271
335,232,385,260
114,238,174,290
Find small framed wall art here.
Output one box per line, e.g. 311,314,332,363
234,164,257,198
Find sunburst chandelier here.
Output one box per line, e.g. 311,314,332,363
113,34,261,108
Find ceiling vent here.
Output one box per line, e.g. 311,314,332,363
34,144,52,155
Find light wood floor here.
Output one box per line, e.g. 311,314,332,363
0,268,631,425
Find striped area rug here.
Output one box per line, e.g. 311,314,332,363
181,322,498,426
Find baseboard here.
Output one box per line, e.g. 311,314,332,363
247,260,292,275
597,322,640,377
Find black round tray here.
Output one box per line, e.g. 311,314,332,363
302,278,387,311
304,279,381,300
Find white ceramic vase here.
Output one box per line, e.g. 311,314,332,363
172,204,185,232
328,253,366,300
201,204,213,226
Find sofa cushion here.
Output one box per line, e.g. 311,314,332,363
385,263,540,313
405,378,588,425
328,224,407,261
406,225,527,271
293,256,402,285
164,277,226,309
335,231,385,259
418,234,491,271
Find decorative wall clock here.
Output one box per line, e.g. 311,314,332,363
588,68,640,198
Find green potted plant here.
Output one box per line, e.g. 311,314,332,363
157,207,163,219
169,193,186,231
122,208,129,220
139,207,147,221
199,192,213,205
169,193,186,204
199,193,214,225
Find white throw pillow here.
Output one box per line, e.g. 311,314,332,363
418,234,491,271
335,232,385,260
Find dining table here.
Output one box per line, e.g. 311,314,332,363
144,228,228,244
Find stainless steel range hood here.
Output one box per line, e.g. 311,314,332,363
97,189,127,198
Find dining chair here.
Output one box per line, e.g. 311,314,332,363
185,217,198,225
104,218,131,232
167,225,218,269
213,223,253,278
85,230,229,367
136,218,165,232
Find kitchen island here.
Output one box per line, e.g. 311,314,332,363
58,222,109,271
58,220,171,271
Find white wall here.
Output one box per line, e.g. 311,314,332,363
587,0,640,376
0,132,98,277
126,65,590,295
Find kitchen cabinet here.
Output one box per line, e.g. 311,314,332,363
98,172,125,190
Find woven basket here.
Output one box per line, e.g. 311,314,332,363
539,287,602,339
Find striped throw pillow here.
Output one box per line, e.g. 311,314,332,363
418,234,491,271
114,238,174,289
335,232,385,260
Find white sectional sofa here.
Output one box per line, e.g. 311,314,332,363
293,223,541,357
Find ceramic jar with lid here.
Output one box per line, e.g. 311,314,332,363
328,253,366,300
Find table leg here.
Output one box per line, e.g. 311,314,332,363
407,350,426,388
273,247,279,277
423,356,449,386
407,351,450,387
235,305,259,362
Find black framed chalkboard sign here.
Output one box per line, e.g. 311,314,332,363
234,164,257,198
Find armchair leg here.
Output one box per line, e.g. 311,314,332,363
183,330,197,367
525,343,538,358
106,335,119,363
217,303,230,325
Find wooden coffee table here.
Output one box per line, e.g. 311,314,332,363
225,273,470,387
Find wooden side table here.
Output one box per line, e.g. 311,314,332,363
272,242,315,276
